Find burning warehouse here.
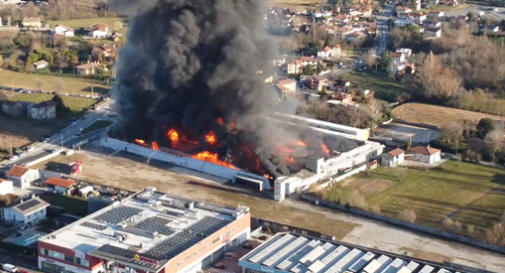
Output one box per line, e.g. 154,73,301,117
107,0,384,198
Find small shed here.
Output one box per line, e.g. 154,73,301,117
43,177,77,194
382,148,405,167
33,60,48,70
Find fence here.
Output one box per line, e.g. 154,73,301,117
301,195,505,255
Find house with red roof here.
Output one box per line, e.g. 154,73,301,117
317,45,341,60
382,148,405,167
407,145,441,164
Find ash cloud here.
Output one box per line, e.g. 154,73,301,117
110,0,329,177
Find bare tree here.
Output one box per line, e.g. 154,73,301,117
441,122,464,155
366,99,383,134
349,107,361,128
364,48,377,70
485,223,505,246
467,224,477,237
398,209,417,223
485,128,504,163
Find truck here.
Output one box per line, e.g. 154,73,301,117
2,263,19,272
69,161,83,175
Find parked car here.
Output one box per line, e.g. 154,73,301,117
2,263,19,272
212,263,225,269
81,115,87,120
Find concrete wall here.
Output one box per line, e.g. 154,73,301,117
26,151,61,167
301,195,505,256
101,137,270,189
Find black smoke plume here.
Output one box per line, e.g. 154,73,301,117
110,0,340,177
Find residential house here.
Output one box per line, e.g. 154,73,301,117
0,179,13,195
331,92,353,104
397,10,412,18
2,101,24,117
75,62,107,75
273,56,286,67
300,56,323,67
100,44,117,58
91,24,108,38
443,0,459,6
54,25,74,37
275,79,297,99
287,60,302,74
428,0,440,5
382,148,405,167
1,197,49,227
112,32,123,42
347,31,366,42
308,75,329,91
484,25,500,33
27,100,56,120
428,11,444,19
423,20,442,29
395,16,416,26
317,45,341,60
22,17,42,28
396,7,412,16
43,177,77,195
335,14,350,23
409,12,427,24
396,48,412,57
407,145,441,164
32,60,48,70
390,52,405,64
425,27,442,37
6,166,40,189
335,80,351,91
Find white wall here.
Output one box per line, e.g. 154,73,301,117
0,181,13,195
3,207,46,225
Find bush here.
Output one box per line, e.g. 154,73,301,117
348,190,367,209
398,209,417,223
370,204,381,215
442,217,462,233
485,223,505,247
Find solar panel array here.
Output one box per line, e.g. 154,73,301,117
81,221,107,231
98,244,138,259
144,216,230,260
17,199,40,211
135,217,175,236
94,206,143,224
244,233,463,273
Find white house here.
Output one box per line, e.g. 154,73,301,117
43,177,77,194
424,27,442,38
428,11,445,19
54,24,74,37
275,79,297,99
2,197,49,227
91,24,108,38
396,48,412,57
407,145,441,164
381,148,405,167
390,52,406,64
6,166,40,189
395,16,416,26
317,45,341,60
32,60,48,70
0,179,13,195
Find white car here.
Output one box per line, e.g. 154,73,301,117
70,122,76,127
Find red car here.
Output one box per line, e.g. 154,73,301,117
18,270,29,273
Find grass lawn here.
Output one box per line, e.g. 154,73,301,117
7,92,96,117
46,17,127,29
39,194,88,217
0,70,110,95
345,71,408,102
327,160,505,230
392,103,505,128
82,120,113,134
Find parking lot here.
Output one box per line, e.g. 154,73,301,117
445,4,505,20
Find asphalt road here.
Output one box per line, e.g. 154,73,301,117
0,252,42,273
374,3,395,56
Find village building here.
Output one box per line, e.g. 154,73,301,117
28,100,56,120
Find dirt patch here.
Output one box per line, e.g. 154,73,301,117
0,113,64,149
401,247,452,264
352,179,394,194
33,145,358,239
392,103,504,128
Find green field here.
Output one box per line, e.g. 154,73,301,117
5,92,96,117
39,194,88,217
46,17,127,29
345,71,408,102
0,70,110,95
326,161,505,231
82,120,113,134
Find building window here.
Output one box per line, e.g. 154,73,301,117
80,258,89,267
48,250,65,260
40,248,47,255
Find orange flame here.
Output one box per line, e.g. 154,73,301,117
152,141,159,151
295,141,307,147
205,131,217,145
231,122,235,128
167,129,179,142
263,174,274,180
135,139,145,145
285,157,296,164
321,144,330,154
217,117,224,125
192,151,238,169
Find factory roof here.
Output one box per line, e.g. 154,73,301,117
240,233,468,273
39,187,249,272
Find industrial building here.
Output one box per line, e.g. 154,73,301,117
37,187,251,273
240,232,467,273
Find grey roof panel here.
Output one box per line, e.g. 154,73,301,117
323,248,363,273
418,265,435,273
348,251,375,272
277,240,321,271
249,233,295,263
263,236,309,267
